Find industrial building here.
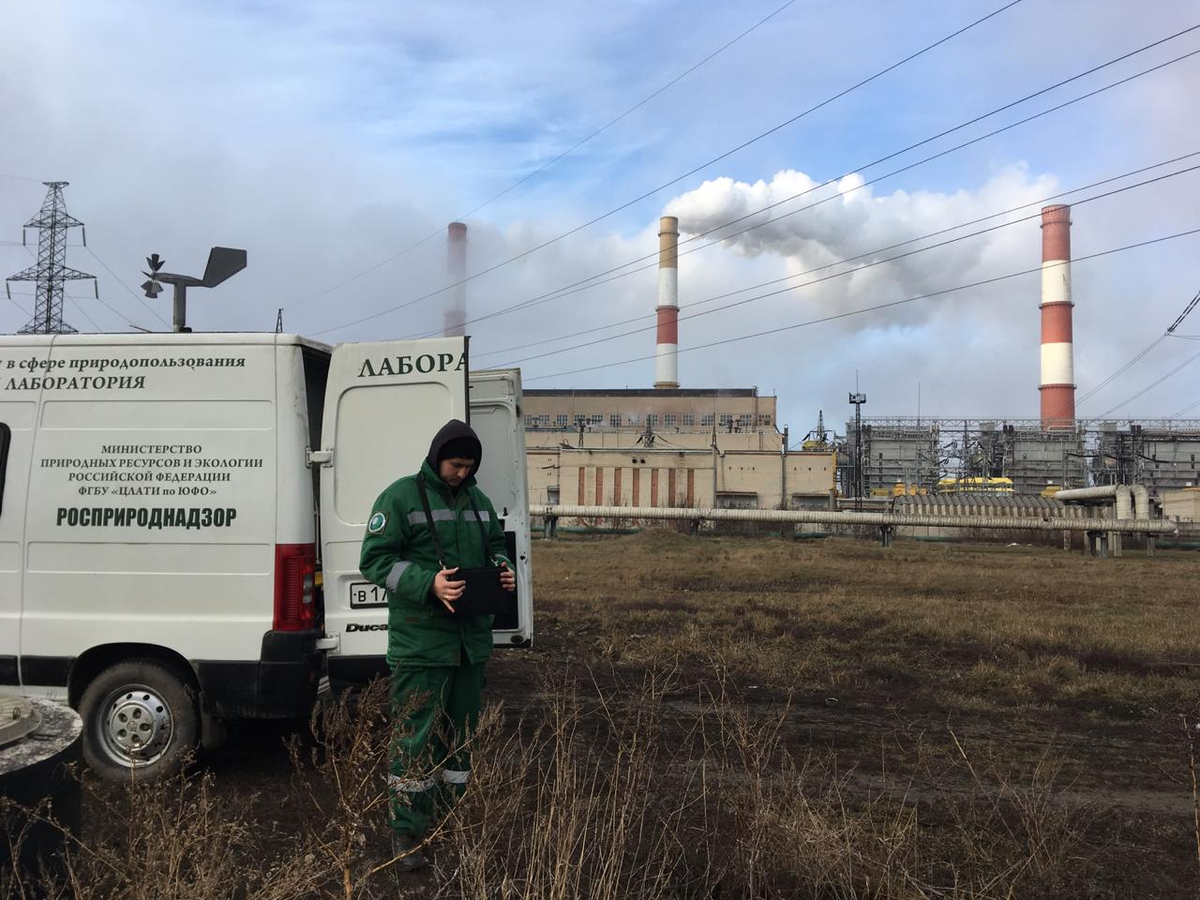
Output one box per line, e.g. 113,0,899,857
523,387,836,511
514,218,838,515
437,203,1197,515
837,205,1200,500
841,418,1200,499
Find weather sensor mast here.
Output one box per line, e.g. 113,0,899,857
142,247,247,333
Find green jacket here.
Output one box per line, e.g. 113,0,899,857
360,458,511,668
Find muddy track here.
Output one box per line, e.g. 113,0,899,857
486,654,1196,817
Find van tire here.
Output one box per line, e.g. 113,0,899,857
77,660,198,781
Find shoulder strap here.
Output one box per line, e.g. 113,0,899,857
466,491,492,567
415,473,449,569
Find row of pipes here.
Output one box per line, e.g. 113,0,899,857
529,504,1177,535
1053,484,1151,521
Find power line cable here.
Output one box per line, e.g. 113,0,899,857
496,162,1200,367
1079,285,1200,404
70,297,103,332
1076,336,1168,405
1095,347,1200,418
1168,286,1200,332
385,29,1200,341
478,150,1200,360
284,0,804,313
1170,397,1200,418
310,1,1025,335
524,227,1200,382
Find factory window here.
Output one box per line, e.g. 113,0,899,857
524,414,537,429
556,414,568,427
540,414,552,427
664,414,677,427
627,414,641,426
574,415,587,426
682,414,695,426
609,414,621,427
758,415,772,426
720,414,733,428
737,414,752,427
702,414,715,426
647,414,659,427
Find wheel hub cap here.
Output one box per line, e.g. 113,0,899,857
103,689,172,765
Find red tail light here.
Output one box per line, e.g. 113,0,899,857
274,543,316,631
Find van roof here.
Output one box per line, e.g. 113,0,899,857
0,332,332,353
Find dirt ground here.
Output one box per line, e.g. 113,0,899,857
72,531,1200,898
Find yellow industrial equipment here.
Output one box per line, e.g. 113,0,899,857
935,477,1014,495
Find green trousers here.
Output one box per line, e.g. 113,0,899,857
388,660,485,838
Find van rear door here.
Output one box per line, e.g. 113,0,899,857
469,369,533,647
317,338,468,680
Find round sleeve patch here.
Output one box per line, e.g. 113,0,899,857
367,511,388,534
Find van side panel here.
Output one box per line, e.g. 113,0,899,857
21,341,279,675
0,401,37,689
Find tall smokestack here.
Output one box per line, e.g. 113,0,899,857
1039,205,1075,429
654,215,679,389
445,222,467,337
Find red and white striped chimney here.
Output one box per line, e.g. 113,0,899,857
1039,205,1075,429
654,215,679,389
444,222,467,337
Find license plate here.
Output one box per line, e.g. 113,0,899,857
349,581,387,609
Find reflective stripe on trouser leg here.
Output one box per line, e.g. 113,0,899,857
389,666,456,838
439,661,485,804
388,774,438,792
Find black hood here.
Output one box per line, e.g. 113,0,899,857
426,419,482,479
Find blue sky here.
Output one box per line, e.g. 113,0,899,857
1,0,1198,434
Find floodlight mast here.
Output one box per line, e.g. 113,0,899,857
849,391,868,511
141,247,247,332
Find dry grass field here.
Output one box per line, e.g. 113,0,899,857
5,531,1199,898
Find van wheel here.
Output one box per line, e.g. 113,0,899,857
78,660,198,781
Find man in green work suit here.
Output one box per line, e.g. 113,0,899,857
359,419,515,872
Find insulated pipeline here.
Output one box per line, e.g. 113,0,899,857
529,504,1178,535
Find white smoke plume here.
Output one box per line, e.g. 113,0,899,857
664,165,1061,328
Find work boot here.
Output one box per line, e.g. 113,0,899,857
391,833,428,873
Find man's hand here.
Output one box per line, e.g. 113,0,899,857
432,567,464,613
499,561,516,592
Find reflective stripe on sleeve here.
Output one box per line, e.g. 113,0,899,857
385,561,410,593
440,768,471,785
387,774,438,793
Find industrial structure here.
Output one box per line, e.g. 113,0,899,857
445,222,467,337
1039,204,1076,429
5,182,95,335
523,389,836,512
834,204,1200,503
466,200,1197,519
512,214,839,514
655,216,680,390
840,417,1200,500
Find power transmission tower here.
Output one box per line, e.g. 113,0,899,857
6,182,96,334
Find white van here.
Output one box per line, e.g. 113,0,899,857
0,332,532,779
